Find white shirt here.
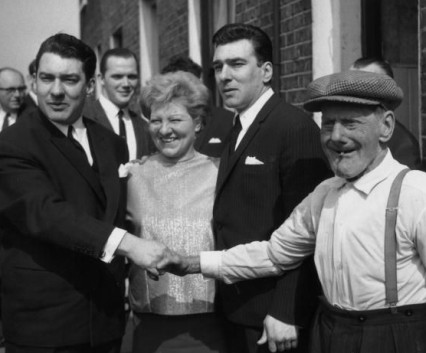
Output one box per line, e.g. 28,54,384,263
201,151,426,310
233,88,274,150
51,117,126,262
0,107,17,132
99,94,137,161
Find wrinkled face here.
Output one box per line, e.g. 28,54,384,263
101,56,138,108
321,103,392,180
0,70,25,113
36,53,94,125
212,39,272,113
149,100,201,162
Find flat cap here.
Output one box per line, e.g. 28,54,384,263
303,70,403,112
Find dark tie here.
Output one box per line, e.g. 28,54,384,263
117,110,126,140
67,125,87,158
228,115,242,156
2,113,10,131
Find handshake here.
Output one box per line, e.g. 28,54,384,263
117,233,201,279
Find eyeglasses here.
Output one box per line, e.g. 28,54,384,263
0,86,26,94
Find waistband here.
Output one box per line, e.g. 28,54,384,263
319,297,426,325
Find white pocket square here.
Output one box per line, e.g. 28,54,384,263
208,137,222,144
118,163,131,178
245,156,264,165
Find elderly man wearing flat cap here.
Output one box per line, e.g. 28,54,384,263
159,70,426,352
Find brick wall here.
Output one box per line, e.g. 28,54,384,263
157,0,189,71
233,0,313,106
81,0,140,59
421,0,426,158
80,0,314,107
279,0,312,105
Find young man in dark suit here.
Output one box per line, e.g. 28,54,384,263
84,48,155,160
200,23,330,353
0,33,171,353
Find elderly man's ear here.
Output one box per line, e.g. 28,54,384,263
379,110,395,144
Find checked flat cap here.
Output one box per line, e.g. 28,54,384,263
303,70,403,112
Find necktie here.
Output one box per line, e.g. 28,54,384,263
68,125,87,158
2,113,10,131
228,115,242,156
117,110,126,140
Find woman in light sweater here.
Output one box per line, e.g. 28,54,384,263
126,71,226,353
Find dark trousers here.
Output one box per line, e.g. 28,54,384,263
223,318,309,353
5,340,121,353
310,298,426,353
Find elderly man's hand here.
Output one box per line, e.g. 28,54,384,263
156,254,201,277
257,315,298,352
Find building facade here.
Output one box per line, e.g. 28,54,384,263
81,0,425,162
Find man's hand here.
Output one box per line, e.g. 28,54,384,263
156,254,201,276
257,315,298,352
116,233,173,275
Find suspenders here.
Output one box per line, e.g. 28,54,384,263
384,168,410,312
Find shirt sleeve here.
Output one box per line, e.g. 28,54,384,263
100,228,127,263
200,193,318,283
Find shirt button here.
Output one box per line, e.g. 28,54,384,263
358,315,366,322
405,310,413,316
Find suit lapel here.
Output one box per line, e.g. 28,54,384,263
49,129,106,206
87,120,120,221
94,100,114,131
216,94,280,194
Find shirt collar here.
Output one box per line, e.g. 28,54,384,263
99,94,129,119
50,117,85,136
340,150,403,195
236,88,274,130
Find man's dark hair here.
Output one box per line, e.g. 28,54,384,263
352,57,394,78
100,48,139,75
212,23,273,64
28,59,37,76
161,55,202,78
35,33,96,81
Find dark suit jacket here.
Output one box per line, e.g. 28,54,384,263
214,94,331,329
0,109,128,347
195,106,234,158
388,120,421,170
84,98,155,158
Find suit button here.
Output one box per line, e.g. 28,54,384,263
216,223,223,231
358,316,366,322
405,310,413,316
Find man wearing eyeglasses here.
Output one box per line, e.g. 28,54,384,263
0,67,26,132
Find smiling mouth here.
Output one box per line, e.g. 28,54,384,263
160,136,177,143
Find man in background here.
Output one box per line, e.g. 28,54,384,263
0,67,26,132
23,59,38,110
350,57,422,169
84,48,154,160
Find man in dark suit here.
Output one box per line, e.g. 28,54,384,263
84,48,154,160
161,55,234,157
184,24,330,353
0,33,170,353
0,68,26,132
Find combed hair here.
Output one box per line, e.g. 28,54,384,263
212,23,273,64
35,33,96,80
100,48,139,75
141,71,210,126
161,55,202,78
352,57,394,78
